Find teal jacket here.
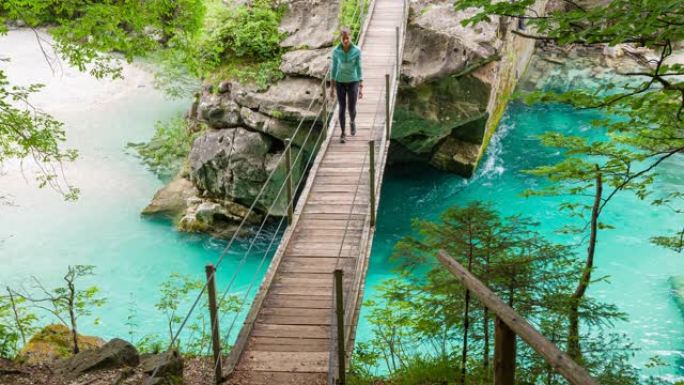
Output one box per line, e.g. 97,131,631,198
331,43,363,83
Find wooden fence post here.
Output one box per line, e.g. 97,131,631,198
369,140,376,227
285,139,294,225
494,316,516,385
205,264,222,384
334,269,346,385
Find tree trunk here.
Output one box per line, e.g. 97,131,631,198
568,167,602,360
483,307,490,370
6,287,27,345
461,231,474,385
66,274,79,354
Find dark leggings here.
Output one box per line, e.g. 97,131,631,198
336,81,359,134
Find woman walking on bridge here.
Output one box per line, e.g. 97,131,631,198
330,27,364,143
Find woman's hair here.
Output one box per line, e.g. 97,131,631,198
340,27,351,37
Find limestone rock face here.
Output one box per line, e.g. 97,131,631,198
392,76,491,156
388,0,547,177
19,325,106,366
402,4,499,87
279,0,340,49
189,128,271,203
198,94,241,128
236,77,322,122
188,128,306,216
56,339,139,379
280,48,330,79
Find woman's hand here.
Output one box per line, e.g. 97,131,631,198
359,85,364,99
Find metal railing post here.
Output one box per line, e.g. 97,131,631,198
285,139,294,224
385,74,390,138
334,269,346,385
494,316,516,385
369,140,376,227
205,264,222,384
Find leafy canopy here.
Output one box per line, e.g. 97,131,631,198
457,0,684,251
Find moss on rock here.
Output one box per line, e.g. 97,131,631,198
19,325,105,366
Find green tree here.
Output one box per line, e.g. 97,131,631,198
354,202,643,385
14,265,106,354
0,0,205,199
0,287,38,359
153,272,241,356
456,0,684,251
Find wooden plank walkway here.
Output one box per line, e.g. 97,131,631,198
225,1,406,384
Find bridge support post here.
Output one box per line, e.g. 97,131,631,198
285,139,294,225
322,81,327,129
369,140,376,227
395,26,400,78
494,316,516,385
205,264,223,384
385,74,390,138
334,269,346,385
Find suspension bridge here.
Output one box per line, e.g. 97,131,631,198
146,1,409,384
224,1,407,384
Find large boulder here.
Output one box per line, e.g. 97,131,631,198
197,94,242,128
55,338,139,379
392,76,491,156
278,0,340,49
19,325,106,366
188,128,306,216
142,176,199,219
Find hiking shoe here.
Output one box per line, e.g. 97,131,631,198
340,133,346,143
351,122,356,136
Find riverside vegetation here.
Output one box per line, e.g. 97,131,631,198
1,0,683,384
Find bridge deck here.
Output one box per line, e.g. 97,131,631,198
226,1,404,384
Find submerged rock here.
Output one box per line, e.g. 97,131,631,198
19,325,106,366
671,276,684,316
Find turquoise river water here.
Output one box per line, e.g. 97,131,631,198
0,30,682,379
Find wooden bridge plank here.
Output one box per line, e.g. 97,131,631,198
251,323,330,339
236,352,328,373
229,370,326,385
248,337,330,352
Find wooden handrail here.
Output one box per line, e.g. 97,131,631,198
437,250,600,385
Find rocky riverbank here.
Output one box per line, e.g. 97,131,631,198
0,325,208,385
